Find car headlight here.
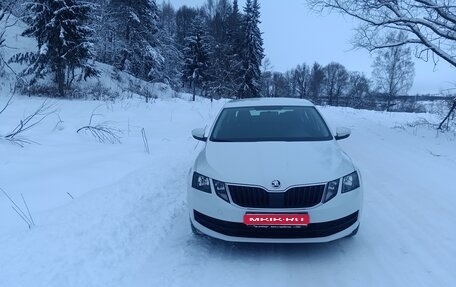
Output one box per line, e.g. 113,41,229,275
213,179,230,203
342,171,360,193
323,179,339,203
192,172,211,193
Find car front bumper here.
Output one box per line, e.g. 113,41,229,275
188,183,363,243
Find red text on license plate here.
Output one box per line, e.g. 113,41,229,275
243,214,310,226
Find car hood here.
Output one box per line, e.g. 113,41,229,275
195,141,355,190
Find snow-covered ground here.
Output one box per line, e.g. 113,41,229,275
0,94,455,287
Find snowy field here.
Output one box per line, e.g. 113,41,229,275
1,95,456,287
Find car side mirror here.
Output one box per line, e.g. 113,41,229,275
192,128,207,142
335,127,351,140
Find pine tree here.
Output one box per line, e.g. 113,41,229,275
176,6,199,50
225,0,244,98
12,0,98,97
107,0,162,81
183,14,212,101
239,0,264,98
205,0,233,99
155,2,183,90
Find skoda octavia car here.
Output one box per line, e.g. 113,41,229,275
188,98,363,243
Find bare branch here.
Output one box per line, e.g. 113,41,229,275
77,124,122,144
0,93,13,115
141,127,150,154
4,100,57,145
308,0,456,68
1,187,35,229
77,107,122,144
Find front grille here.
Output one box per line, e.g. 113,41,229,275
284,185,325,208
228,184,325,208
194,210,359,239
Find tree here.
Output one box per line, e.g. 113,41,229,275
324,62,348,106
293,64,311,99
271,72,289,98
225,0,245,98
308,62,325,101
205,0,235,99
260,57,273,97
239,0,264,98
0,1,14,50
176,6,199,49
155,2,183,90
0,1,15,75
372,32,415,110
12,0,98,97
346,72,370,107
309,0,456,125
107,0,162,81
86,0,110,64
183,14,212,101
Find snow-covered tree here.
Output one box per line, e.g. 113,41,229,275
107,0,163,81
183,14,212,101
0,2,15,75
0,2,13,50
88,0,112,64
12,0,98,97
372,32,415,110
225,0,245,98
176,6,199,49
155,2,183,90
239,0,264,98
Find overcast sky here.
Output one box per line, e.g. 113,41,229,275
170,0,455,94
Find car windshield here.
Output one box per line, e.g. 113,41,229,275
210,106,333,142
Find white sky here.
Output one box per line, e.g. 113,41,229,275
170,0,455,94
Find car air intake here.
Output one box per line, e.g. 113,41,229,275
228,184,325,208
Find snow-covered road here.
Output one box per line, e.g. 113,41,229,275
133,106,456,287
1,97,455,287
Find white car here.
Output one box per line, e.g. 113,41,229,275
188,98,363,243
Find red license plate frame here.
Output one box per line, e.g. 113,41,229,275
243,213,310,226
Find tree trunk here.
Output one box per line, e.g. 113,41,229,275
192,82,196,102
56,64,65,98
438,100,456,130
387,94,391,112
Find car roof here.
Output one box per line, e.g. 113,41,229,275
223,97,314,108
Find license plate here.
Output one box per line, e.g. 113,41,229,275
243,214,310,226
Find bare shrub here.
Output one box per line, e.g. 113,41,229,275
77,106,122,144
128,79,158,103
1,99,56,147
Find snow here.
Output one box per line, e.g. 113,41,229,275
1,9,455,287
1,94,455,287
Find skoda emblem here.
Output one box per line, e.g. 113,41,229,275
271,180,281,189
